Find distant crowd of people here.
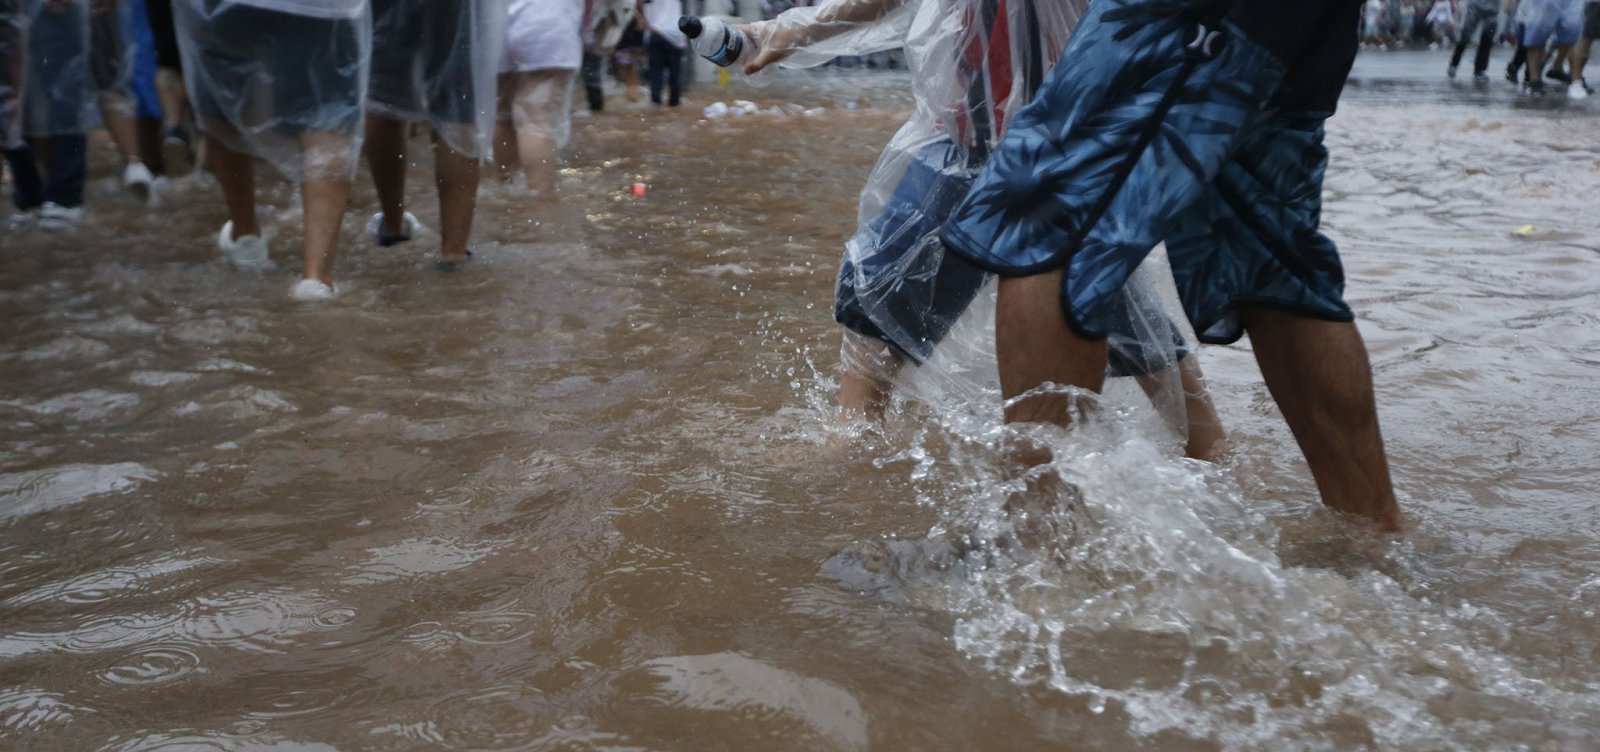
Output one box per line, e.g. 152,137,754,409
1,0,701,297
1363,0,1600,96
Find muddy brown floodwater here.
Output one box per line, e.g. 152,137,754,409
2,62,1600,751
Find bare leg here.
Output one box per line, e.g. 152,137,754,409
1177,356,1230,463
1528,46,1549,86
99,94,142,166
516,130,558,195
1552,45,1572,77
434,140,480,263
1573,38,1593,84
155,69,187,129
156,70,196,176
621,63,641,103
837,331,903,423
136,117,164,174
493,75,519,181
299,132,354,285
364,113,410,236
1136,355,1230,463
1241,308,1401,531
205,134,259,239
493,121,518,181
512,72,563,196
992,271,1113,551
995,271,1109,424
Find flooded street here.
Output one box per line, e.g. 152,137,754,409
3,53,1600,750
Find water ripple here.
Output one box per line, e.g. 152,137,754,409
97,645,202,686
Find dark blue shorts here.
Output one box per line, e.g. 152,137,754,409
941,0,1359,345
835,141,988,365
836,140,1187,376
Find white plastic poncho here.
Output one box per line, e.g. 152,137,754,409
0,0,23,148
757,0,1200,435
497,0,582,151
641,0,687,48
20,0,92,137
368,0,508,159
1519,0,1583,46
173,0,372,180
590,0,634,54
89,0,136,116
502,0,582,72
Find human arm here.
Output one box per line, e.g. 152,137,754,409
736,0,914,74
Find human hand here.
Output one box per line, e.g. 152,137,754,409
738,21,801,75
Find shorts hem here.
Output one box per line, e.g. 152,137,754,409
1193,297,1355,346
938,225,1074,280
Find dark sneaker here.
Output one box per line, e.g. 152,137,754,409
161,126,194,178
367,211,421,247
1548,67,1572,84
1448,64,1458,79
434,250,474,272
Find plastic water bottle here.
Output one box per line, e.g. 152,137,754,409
679,16,753,68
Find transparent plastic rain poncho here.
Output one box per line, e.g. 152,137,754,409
89,0,136,117
497,0,582,151
173,0,371,180
751,0,1200,435
368,0,508,159
19,0,91,137
589,0,635,54
0,0,23,148
1519,0,1582,46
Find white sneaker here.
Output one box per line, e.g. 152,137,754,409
38,202,84,232
1569,81,1590,98
366,211,421,247
147,176,173,208
7,208,40,231
123,160,155,200
217,221,276,271
289,279,337,301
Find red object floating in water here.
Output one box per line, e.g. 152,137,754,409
631,182,647,197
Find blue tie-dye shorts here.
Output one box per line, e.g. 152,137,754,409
836,140,1187,377
940,0,1360,344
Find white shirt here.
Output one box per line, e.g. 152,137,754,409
225,0,366,19
641,0,686,48
503,0,583,72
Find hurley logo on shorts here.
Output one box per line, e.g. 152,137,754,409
1185,22,1227,61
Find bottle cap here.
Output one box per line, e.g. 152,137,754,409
678,16,704,38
